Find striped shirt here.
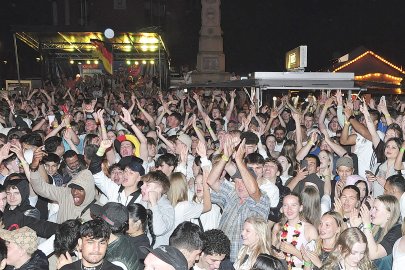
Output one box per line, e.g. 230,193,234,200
211,180,270,262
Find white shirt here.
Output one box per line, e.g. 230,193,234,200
393,237,405,270
192,203,222,231
174,201,204,228
259,180,279,208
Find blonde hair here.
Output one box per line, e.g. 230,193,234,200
372,195,400,243
321,228,374,270
316,211,346,257
167,172,188,206
234,216,271,270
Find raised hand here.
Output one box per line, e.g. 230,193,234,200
192,92,199,102
333,197,343,215
96,109,105,126
260,105,269,114
0,143,12,161
336,89,343,106
100,139,113,149
234,139,246,163
291,111,300,122
230,89,236,99
349,208,362,227
196,140,207,158
120,108,133,125
30,146,47,169
10,143,25,161
178,143,189,165
343,106,353,120
223,135,235,158
359,204,371,225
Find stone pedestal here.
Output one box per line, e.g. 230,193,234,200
191,0,229,83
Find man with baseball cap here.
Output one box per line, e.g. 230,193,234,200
90,140,145,206
143,245,188,270
91,202,140,270
0,226,49,269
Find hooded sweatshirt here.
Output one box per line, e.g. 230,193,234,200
3,178,40,228
30,170,96,223
3,178,58,238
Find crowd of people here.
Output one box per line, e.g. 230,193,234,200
0,76,404,270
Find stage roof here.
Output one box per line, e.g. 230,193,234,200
13,26,170,62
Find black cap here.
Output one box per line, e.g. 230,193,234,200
141,245,188,270
91,202,129,229
67,183,84,190
118,156,145,176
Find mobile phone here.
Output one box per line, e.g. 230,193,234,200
300,159,308,169
48,115,55,125
365,170,374,176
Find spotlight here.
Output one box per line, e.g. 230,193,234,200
70,60,74,64
126,60,131,65
78,62,82,65
142,60,147,64
135,61,139,65
150,60,155,64
86,60,91,64
94,60,99,64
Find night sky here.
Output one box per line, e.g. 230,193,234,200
1,0,404,80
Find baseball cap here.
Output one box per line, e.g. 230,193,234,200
232,167,257,180
177,133,192,151
67,183,84,190
118,156,145,176
91,202,128,229
0,227,37,254
141,245,188,270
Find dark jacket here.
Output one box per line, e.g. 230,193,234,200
3,178,58,238
5,250,49,270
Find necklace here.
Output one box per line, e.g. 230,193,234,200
280,221,303,268
81,260,104,270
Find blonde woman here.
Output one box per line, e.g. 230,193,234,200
321,227,374,270
234,216,271,270
167,170,211,227
359,195,401,263
301,211,346,269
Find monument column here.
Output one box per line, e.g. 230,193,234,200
191,0,229,83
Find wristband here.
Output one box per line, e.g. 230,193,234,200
221,154,230,162
344,121,350,126
96,147,106,157
308,140,314,146
364,223,372,230
208,127,213,132
20,160,28,165
384,114,391,118
304,261,313,267
66,125,72,129
400,148,405,153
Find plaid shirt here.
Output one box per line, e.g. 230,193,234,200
211,180,270,262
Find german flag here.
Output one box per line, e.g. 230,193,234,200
91,39,113,74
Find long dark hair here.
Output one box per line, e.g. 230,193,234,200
127,203,155,246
